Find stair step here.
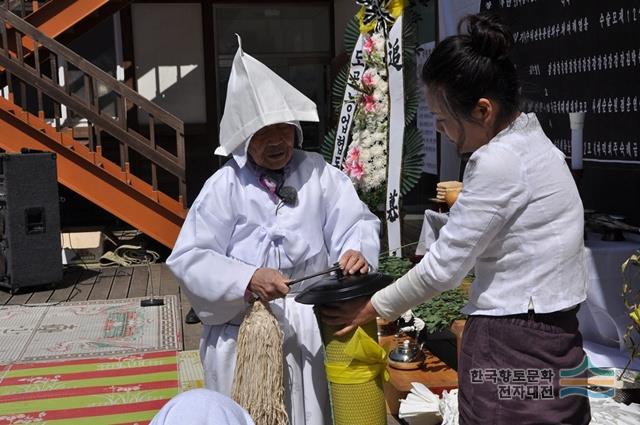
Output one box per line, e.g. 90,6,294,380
0,4,186,248
0,102,186,248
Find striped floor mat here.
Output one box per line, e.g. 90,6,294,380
0,351,179,424
177,350,204,392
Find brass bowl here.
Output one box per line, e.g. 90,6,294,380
444,189,460,207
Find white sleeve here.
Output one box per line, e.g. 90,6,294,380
416,210,449,256
166,175,256,326
371,147,530,320
320,162,381,270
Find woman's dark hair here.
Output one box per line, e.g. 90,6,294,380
422,14,520,129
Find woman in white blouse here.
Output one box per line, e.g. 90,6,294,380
322,14,590,424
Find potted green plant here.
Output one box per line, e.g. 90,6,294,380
622,250,640,385
378,255,414,279
412,275,471,369
377,257,470,334
376,256,414,335
378,255,467,313
412,287,468,335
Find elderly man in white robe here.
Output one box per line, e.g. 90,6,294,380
166,38,380,425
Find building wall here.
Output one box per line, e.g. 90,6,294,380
124,1,333,203
62,1,436,210
333,0,358,54
131,3,207,124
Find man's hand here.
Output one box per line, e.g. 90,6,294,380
339,249,369,275
319,298,378,336
248,268,289,302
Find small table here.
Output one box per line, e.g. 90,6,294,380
579,233,640,350
579,232,640,370
427,198,449,213
379,335,458,415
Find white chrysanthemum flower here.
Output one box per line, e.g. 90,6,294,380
367,173,385,190
373,156,386,169
365,114,381,127
354,115,368,131
372,33,386,53
372,131,386,143
370,144,384,156
362,135,375,149
344,29,395,193
371,169,386,186
359,149,372,163
363,137,376,149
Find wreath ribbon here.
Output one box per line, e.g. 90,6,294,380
356,0,406,33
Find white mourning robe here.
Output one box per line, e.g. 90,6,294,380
167,150,380,425
150,389,255,425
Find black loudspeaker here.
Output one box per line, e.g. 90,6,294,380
0,152,62,292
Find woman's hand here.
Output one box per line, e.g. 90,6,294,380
248,268,289,302
319,297,378,336
339,250,369,275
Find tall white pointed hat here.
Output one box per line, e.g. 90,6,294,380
215,35,319,166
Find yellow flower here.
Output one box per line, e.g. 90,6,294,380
357,0,406,34
631,306,640,326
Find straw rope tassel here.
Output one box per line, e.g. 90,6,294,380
231,300,289,425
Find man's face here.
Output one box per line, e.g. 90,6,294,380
248,123,295,170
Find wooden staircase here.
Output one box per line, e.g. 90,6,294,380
4,1,131,57
0,5,187,248
15,1,126,40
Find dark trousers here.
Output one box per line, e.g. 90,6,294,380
458,307,591,425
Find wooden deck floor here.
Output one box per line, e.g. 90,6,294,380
0,218,426,354
0,263,203,351
0,262,405,424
